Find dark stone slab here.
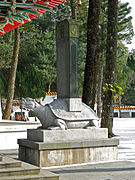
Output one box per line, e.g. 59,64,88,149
56,19,78,98
18,138,119,150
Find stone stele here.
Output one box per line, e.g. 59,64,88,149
18,20,119,168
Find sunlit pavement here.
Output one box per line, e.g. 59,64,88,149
113,118,135,162
1,118,135,161
1,118,135,179
48,118,135,180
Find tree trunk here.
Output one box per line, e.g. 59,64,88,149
48,83,51,92
82,0,100,109
118,95,122,118
97,50,104,118
97,3,106,118
3,28,20,120
101,0,118,138
0,94,2,121
70,0,76,19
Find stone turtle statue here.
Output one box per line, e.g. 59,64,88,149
20,97,99,130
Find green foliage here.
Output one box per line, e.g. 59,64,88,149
0,0,134,101
77,0,88,42
0,32,13,70
20,21,36,33
116,41,133,90
35,30,56,86
77,0,134,97
15,68,45,98
117,49,135,105
0,71,7,96
99,0,134,43
118,2,134,43
127,55,135,71
15,2,71,97
122,89,135,105
16,28,56,97
103,83,124,97
0,31,14,97
78,40,86,95
32,1,71,32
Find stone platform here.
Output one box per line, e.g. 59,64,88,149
0,154,59,179
18,128,119,168
27,128,108,142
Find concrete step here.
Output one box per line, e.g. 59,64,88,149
0,170,59,180
0,156,59,179
0,156,21,169
0,160,40,177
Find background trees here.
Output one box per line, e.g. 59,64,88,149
0,32,14,97
0,0,135,122
16,29,56,97
123,51,135,105
96,0,134,117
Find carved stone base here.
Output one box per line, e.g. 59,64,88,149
18,129,119,167
27,128,108,142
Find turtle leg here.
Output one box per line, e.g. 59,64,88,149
48,119,68,130
54,119,68,130
84,120,99,128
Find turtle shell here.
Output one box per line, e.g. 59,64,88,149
48,99,99,121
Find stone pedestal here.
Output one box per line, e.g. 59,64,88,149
18,128,119,168
27,128,108,142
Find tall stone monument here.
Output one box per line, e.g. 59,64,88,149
56,19,82,112
18,19,119,167
56,20,78,98
20,19,99,129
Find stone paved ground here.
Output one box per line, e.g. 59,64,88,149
1,118,135,180
49,161,135,180
1,148,135,180
113,118,135,162
46,118,135,179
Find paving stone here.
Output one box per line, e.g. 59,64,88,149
0,170,59,180
0,156,21,169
